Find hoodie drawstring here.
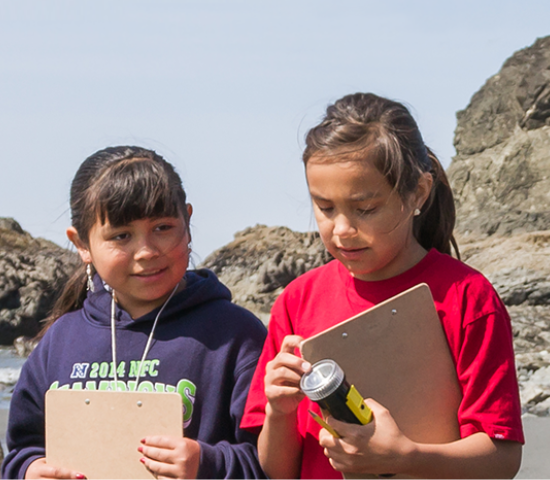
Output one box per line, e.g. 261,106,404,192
110,283,180,391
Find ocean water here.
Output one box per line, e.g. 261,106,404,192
0,346,26,409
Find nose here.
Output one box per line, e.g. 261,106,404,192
332,213,356,238
134,235,161,260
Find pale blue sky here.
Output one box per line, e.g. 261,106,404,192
1,0,549,261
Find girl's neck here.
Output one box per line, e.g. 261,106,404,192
115,277,186,319
350,241,428,283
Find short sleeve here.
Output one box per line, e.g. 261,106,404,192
455,305,524,443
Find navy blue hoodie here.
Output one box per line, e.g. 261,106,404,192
2,269,267,479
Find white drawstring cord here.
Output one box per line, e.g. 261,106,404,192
134,283,179,388
111,289,118,388
110,282,180,391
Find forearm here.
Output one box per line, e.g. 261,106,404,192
258,404,302,479
404,433,522,479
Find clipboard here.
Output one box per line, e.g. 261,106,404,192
300,283,462,478
45,389,183,479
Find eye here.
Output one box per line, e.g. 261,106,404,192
357,207,377,216
154,221,179,233
315,202,334,214
111,232,130,241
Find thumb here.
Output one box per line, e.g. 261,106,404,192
364,397,388,417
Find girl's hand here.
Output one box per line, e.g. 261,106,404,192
25,458,86,479
139,436,200,479
264,335,311,416
319,398,415,476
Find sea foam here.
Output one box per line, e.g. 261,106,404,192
0,367,21,385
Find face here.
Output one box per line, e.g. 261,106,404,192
68,206,192,319
306,157,431,281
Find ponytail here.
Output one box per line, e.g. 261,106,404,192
414,148,460,259
35,264,88,340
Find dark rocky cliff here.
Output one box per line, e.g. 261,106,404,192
0,218,79,345
449,35,550,238
446,35,550,415
201,225,331,324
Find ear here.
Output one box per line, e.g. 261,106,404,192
66,227,92,264
185,204,193,242
413,172,433,212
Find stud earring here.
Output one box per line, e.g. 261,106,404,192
414,208,421,216
86,264,95,292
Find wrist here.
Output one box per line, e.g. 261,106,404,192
398,439,421,476
265,401,299,420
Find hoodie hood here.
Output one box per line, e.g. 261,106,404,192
85,268,232,328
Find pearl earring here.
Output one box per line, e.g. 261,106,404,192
86,264,95,292
414,208,421,216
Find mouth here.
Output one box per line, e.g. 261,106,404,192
337,246,368,259
132,267,167,277
337,245,368,252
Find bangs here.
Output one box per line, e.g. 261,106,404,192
90,158,185,227
306,122,420,197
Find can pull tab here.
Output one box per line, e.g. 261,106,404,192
345,385,373,425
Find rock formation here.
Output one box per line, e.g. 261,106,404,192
201,225,331,324
448,35,550,238
0,218,79,345
447,35,550,416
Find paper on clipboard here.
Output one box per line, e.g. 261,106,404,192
300,283,462,450
46,389,183,479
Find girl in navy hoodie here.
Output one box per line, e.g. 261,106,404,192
2,146,267,479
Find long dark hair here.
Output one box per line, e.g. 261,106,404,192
303,92,459,258
38,146,189,337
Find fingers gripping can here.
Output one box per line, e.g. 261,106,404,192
300,359,372,425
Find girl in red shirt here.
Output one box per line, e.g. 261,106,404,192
242,93,523,479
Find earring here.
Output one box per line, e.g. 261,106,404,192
414,208,421,216
86,264,95,292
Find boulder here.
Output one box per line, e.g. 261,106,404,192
0,218,79,345
200,225,331,324
449,35,550,238
447,35,550,416
448,35,550,311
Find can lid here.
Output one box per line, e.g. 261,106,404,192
300,359,345,401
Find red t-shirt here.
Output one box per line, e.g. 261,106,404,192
241,249,524,479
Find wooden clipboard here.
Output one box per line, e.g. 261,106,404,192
45,390,183,479
300,283,462,478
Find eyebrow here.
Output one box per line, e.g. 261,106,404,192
100,224,126,234
310,192,382,202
